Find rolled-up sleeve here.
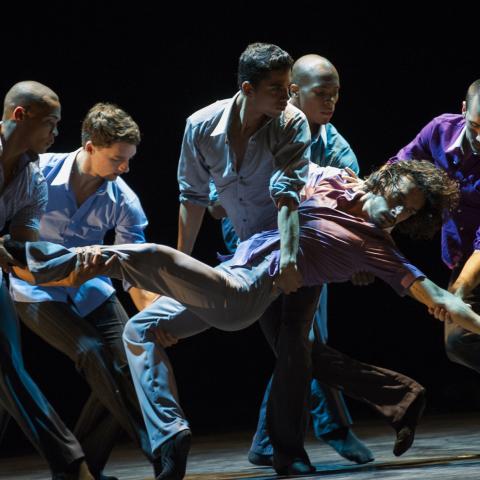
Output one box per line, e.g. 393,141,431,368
269,112,310,206
10,168,48,231
114,195,148,291
177,119,211,207
114,196,148,245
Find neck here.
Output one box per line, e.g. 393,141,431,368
234,93,267,136
71,149,103,190
0,122,28,170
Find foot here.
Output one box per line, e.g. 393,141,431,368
393,390,426,456
320,427,374,464
274,459,316,475
247,450,273,466
154,429,192,480
53,460,94,480
95,474,119,480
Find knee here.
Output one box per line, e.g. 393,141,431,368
445,327,478,367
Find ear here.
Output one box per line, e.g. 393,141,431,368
241,81,254,96
84,141,95,154
462,100,467,117
12,106,27,121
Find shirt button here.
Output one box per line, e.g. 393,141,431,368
460,226,464,231
243,219,246,222
457,209,462,213
239,198,243,201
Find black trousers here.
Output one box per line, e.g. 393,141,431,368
14,294,152,474
0,280,84,474
261,285,424,468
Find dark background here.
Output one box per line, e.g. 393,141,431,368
2,1,479,455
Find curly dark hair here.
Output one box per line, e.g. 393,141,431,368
237,43,293,88
364,160,459,239
81,102,140,147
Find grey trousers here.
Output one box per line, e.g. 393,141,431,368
14,294,152,474
0,280,84,474
25,242,425,461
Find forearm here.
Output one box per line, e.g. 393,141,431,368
449,250,480,297
409,277,480,335
177,202,206,255
129,287,160,311
277,197,299,268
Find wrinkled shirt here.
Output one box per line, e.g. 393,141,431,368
389,114,480,268
10,149,148,316
229,165,424,296
310,123,359,174
0,133,47,283
178,92,310,241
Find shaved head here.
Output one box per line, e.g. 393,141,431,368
292,54,339,87
3,81,59,119
290,54,340,128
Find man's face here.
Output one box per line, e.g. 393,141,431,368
23,99,61,153
463,96,480,154
248,68,291,118
295,71,339,126
365,176,425,229
87,141,136,181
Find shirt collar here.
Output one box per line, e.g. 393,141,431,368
311,124,327,146
445,124,466,155
50,147,117,203
210,91,276,138
211,92,240,137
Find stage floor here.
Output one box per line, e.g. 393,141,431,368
2,413,480,479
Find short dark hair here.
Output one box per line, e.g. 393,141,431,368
365,160,459,239
81,102,140,147
466,79,480,109
237,43,293,89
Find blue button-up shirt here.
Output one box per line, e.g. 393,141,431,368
311,123,359,174
389,114,480,268
0,134,48,283
10,149,148,316
178,92,310,241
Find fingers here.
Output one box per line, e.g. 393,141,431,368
344,167,359,179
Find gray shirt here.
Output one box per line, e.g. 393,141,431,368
177,92,310,241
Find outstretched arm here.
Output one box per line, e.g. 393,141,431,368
409,277,480,334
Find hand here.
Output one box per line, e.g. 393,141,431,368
69,247,116,287
274,262,303,294
350,271,375,286
0,234,23,273
342,168,365,191
154,328,179,348
428,305,452,323
207,202,227,220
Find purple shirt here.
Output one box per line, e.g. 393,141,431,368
230,166,424,296
389,114,480,268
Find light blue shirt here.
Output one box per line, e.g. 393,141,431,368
310,123,359,174
178,92,310,241
10,149,148,316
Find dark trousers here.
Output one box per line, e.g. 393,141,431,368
14,294,152,474
261,285,424,468
261,286,321,467
0,280,84,473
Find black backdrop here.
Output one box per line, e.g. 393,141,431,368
1,1,479,455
